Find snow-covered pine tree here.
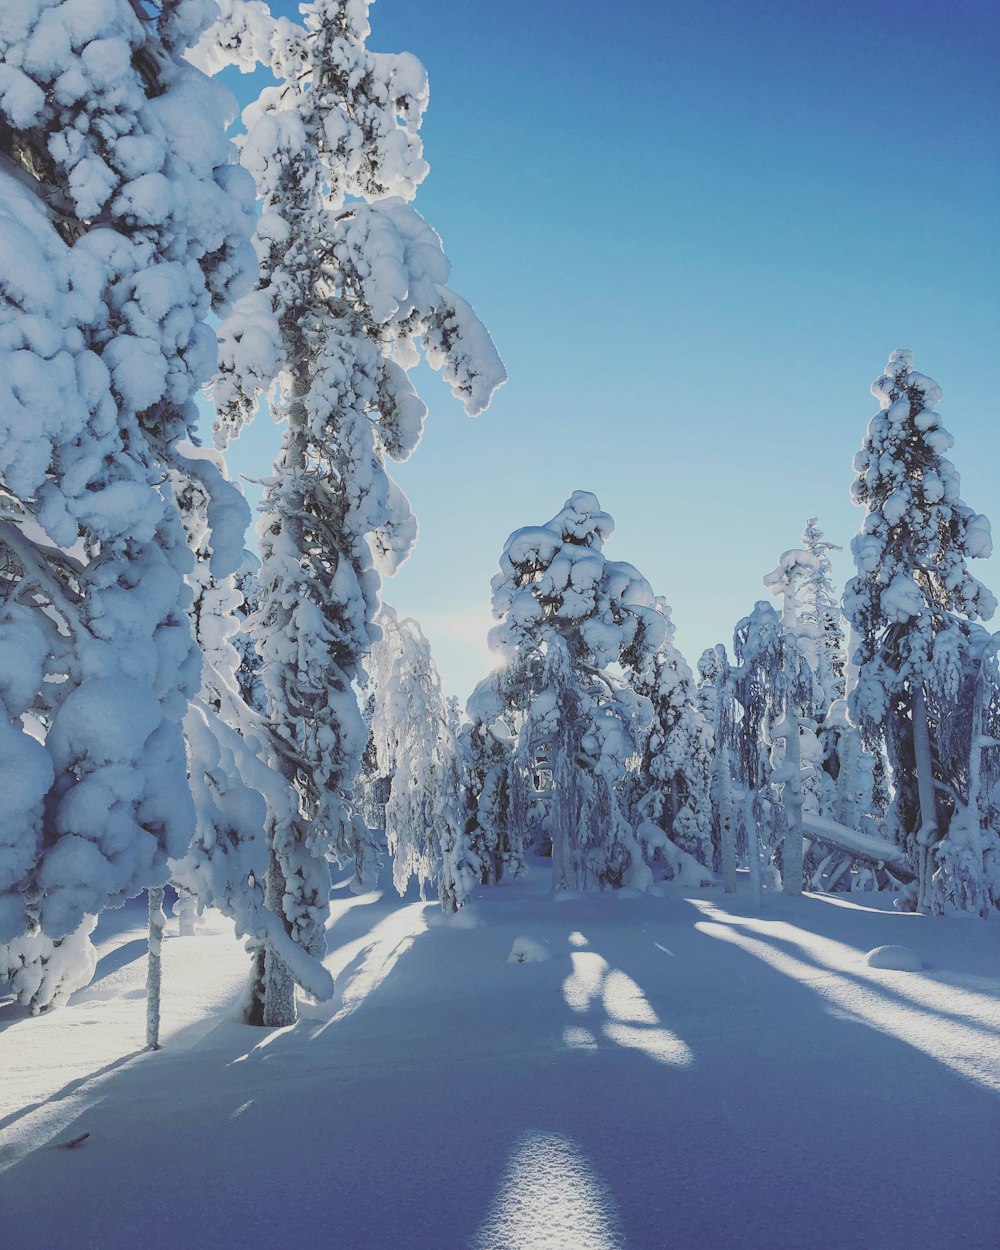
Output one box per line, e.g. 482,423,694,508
193,0,505,1020
356,605,404,841
231,557,266,715
457,701,518,887
732,601,815,896
366,607,480,910
167,445,334,1020
474,492,664,892
845,349,999,913
628,599,713,875
697,645,737,891
801,518,847,707
0,0,259,1010
762,541,838,889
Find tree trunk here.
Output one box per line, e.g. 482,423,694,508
718,749,737,894
911,684,938,910
262,845,296,1027
146,886,165,1050
782,718,804,896
745,791,762,908
835,727,860,832
177,892,197,937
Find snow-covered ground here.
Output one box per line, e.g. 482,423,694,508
2,867,998,1250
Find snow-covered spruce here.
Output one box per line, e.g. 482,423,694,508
696,645,738,892
844,350,1000,915
364,606,480,910
167,446,333,1012
764,528,882,893
732,600,818,897
0,0,258,1009
470,492,663,893
627,599,714,877
195,0,504,1021
456,688,518,887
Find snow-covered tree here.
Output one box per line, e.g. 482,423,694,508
628,599,713,874
801,518,847,706
762,529,894,894
697,646,738,892
194,0,504,1020
231,557,266,715
457,700,518,887
474,492,664,892
0,0,258,1010
732,601,815,896
365,606,480,910
167,446,334,1027
845,349,999,913
356,605,404,841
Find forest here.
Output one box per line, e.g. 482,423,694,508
1,4,997,1249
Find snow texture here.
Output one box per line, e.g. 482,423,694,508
863,943,922,972
1,873,998,1249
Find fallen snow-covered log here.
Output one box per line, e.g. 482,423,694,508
802,815,916,883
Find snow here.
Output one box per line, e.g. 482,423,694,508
2,868,998,1249
507,935,551,964
802,813,915,880
864,943,922,971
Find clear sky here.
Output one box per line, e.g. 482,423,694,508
217,0,1000,697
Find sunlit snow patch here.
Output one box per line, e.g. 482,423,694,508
472,1131,623,1250
562,1025,598,1050
561,952,694,1067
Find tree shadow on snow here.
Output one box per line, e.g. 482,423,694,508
0,1048,144,1135
3,888,999,1250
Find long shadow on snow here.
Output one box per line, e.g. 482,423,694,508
2,888,999,1250
690,906,1000,1044
0,1049,144,1134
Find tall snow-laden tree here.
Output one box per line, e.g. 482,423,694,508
457,697,518,887
845,349,998,914
763,528,894,895
193,0,505,1021
167,445,334,1023
474,492,664,892
0,0,261,1011
356,604,404,842
732,601,816,896
367,607,479,910
697,646,738,892
801,518,847,707
628,599,713,874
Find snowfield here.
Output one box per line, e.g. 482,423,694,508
2,865,998,1250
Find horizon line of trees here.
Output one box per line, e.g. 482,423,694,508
360,349,1000,925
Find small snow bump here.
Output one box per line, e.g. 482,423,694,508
507,936,551,964
864,944,922,972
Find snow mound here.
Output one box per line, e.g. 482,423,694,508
442,905,481,930
507,936,551,964
864,944,922,971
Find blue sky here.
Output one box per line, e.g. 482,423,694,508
218,0,1000,696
